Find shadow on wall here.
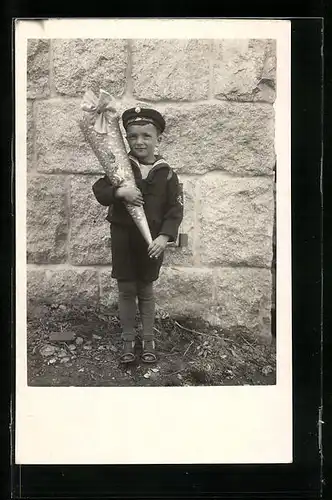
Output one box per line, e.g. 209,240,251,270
271,162,276,339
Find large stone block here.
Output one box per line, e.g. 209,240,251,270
27,100,34,171
132,39,210,101
163,176,196,267
198,174,274,267
155,266,213,317
207,267,272,338
27,39,50,98
212,39,276,103
35,99,104,174
69,176,112,265
27,176,68,263
52,39,127,96
160,102,275,176
27,268,99,305
99,270,118,308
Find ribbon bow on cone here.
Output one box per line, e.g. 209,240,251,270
81,89,119,134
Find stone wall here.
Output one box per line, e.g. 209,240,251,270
26,38,276,339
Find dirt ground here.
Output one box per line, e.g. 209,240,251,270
27,303,276,387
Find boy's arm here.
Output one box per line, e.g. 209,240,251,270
92,176,120,206
159,171,184,242
92,177,143,207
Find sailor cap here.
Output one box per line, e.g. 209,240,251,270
122,106,166,133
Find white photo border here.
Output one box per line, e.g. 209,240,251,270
15,18,292,465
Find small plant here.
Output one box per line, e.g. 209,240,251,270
197,341,213,358
155,307,170,320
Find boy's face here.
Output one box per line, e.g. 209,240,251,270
125,123,161,162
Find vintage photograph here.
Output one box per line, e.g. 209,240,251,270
26,36,277,388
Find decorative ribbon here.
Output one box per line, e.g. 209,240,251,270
81,89,118,134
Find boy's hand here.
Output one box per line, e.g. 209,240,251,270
116,186,144,206
148,235,169,259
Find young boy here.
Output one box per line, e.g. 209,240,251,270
92,106,183,364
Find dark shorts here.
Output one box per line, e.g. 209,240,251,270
110,222,164,282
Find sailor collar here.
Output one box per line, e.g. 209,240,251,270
128,154,171,181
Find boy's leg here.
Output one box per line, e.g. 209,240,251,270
137,280,155,340
137,280,157,363
117,280,137,341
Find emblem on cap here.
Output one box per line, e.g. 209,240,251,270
135,106,141,114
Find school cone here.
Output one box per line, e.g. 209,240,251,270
78,89,153,246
